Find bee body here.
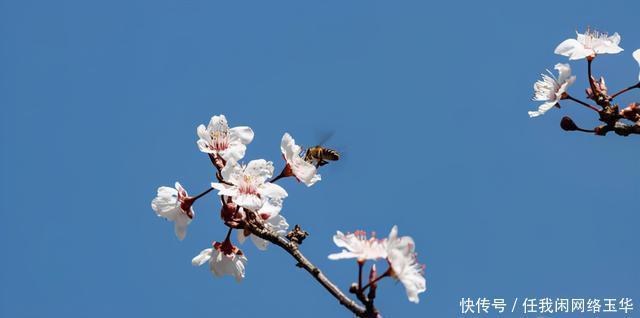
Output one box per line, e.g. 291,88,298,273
304,146,340,167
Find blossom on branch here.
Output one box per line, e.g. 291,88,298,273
197,114,254,162
151,182,194,240
280,133,321,186
328,230,387,261
211,159,288,215
634,49,640,80
328,226,427,304
528,63,576,118
192,240,248,282
385,226,426,304
555,30,623,60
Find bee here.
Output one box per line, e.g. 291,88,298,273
304,146,340,167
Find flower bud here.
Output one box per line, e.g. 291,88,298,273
221,201,238,222
560,116,578,131
586,76,608,100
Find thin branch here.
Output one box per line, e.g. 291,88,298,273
563,94,600,113
587,57,597,98
361,269,391,291
191,187,214,201
358,262,364,290
575,127,596,133
269,165,292,183
269,173,286,184
610,82,640,100
243,216,377,318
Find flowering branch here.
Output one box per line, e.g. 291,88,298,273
151,115,426,317
529,29,640,136
207,142,377,317
241,214,376,318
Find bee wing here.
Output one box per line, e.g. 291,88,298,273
315,131,335,146
299,146,307,158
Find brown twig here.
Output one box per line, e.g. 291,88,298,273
610,82,640,100
563,94,600,113
587,57,598,99
243,215,379,318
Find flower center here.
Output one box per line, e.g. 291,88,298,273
238,174,258,196
209,124,230,151
583,28,609,49
214,240,237,255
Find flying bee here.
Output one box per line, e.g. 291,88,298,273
303,131,340,167
304,146,340,167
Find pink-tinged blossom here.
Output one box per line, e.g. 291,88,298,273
192,240,248,282
385,226,426,304
280,133,321,186
555,30,623,60
211,159,288,214
328,230,387,261
528,63,576,118
634,49,640,81
196,114,254,162
151,182,194,240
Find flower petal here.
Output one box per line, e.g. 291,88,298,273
220,144,247,162
250,235,269,251
211,182,238,197
245,159,274,183
634,49,640,80
266,214,289,236
528,101,557,118
280,133,302,161
192,248,213,266
173,215,191,241
237,230,248,244
235,194,263,211
554,38,582,57
220,160,240,183
258,182,288,200
229,126,254,145
328,251,358,260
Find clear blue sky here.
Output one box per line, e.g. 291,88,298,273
1,0,639,317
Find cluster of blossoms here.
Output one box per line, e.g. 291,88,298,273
529,28,640,136
150,114,427,315
329,226,427,303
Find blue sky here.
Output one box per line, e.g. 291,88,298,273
1,0,639,317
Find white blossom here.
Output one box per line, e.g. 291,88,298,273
555,30,623,60
211,159,288,214
151,182,194,240
328,230,387,261
280,133,321,186
192,241,248,282
385,226,426,304
634,49,640,80
196,114,254,162
528,63,576,118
